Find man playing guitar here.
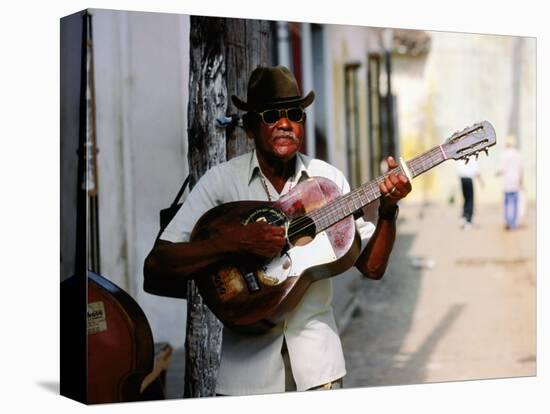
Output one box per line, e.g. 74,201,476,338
144,65,411,394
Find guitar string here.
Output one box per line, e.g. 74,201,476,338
287,172,398,237
323,130,489,226
283,173,395,238
289,133,484,236
309,146,442,224
302,148,443,231
262,127,481,236
262,147,446,239
282,148,445,239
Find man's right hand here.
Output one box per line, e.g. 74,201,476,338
144,221,286,286
215,221,286,259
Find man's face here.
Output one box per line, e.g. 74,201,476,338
250,107,305,162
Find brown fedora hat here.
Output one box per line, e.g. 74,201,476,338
231,65,315,111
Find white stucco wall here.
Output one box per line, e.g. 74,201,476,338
393,32,536,205
92,9,190,348
324,24,383,184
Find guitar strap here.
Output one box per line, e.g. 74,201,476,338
156,174,191,242
145,175,191,299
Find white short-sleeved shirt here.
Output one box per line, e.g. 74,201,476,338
161,151,375,394
498,147,523,192
457,159,480,178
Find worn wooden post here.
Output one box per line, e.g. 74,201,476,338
184,16,227,398
225,18,272,156
184,16,271,398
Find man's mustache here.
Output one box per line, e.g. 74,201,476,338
272,132,298,141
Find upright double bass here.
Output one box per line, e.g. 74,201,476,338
60,10,158,404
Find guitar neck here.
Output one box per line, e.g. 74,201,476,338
309,145,448,232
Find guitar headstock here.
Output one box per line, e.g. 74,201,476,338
442,121,497,162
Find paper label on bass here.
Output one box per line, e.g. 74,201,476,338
87,301,108,334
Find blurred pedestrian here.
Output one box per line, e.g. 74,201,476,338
497,136,524,230
457,158,482,229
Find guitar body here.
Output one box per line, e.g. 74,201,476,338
191,177,361,333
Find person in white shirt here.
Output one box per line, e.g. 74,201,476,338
456,158,483,229
144,66,411,395
497,136,524,230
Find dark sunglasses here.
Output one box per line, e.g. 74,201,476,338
255,107,305,125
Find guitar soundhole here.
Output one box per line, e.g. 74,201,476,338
287,216,316,246
242,207,287,227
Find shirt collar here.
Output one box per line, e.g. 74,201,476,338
247,150,310,186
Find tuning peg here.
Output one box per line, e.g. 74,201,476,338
475,152,479,160
464,157,470,164
484,148,489,157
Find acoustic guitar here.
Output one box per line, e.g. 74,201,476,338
191,121,496,333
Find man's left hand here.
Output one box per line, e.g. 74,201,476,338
379,156,412,209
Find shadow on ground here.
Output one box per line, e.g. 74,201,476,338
36,381,60,395
340,220,464,388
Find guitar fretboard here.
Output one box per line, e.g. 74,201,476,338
308,145,447,232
